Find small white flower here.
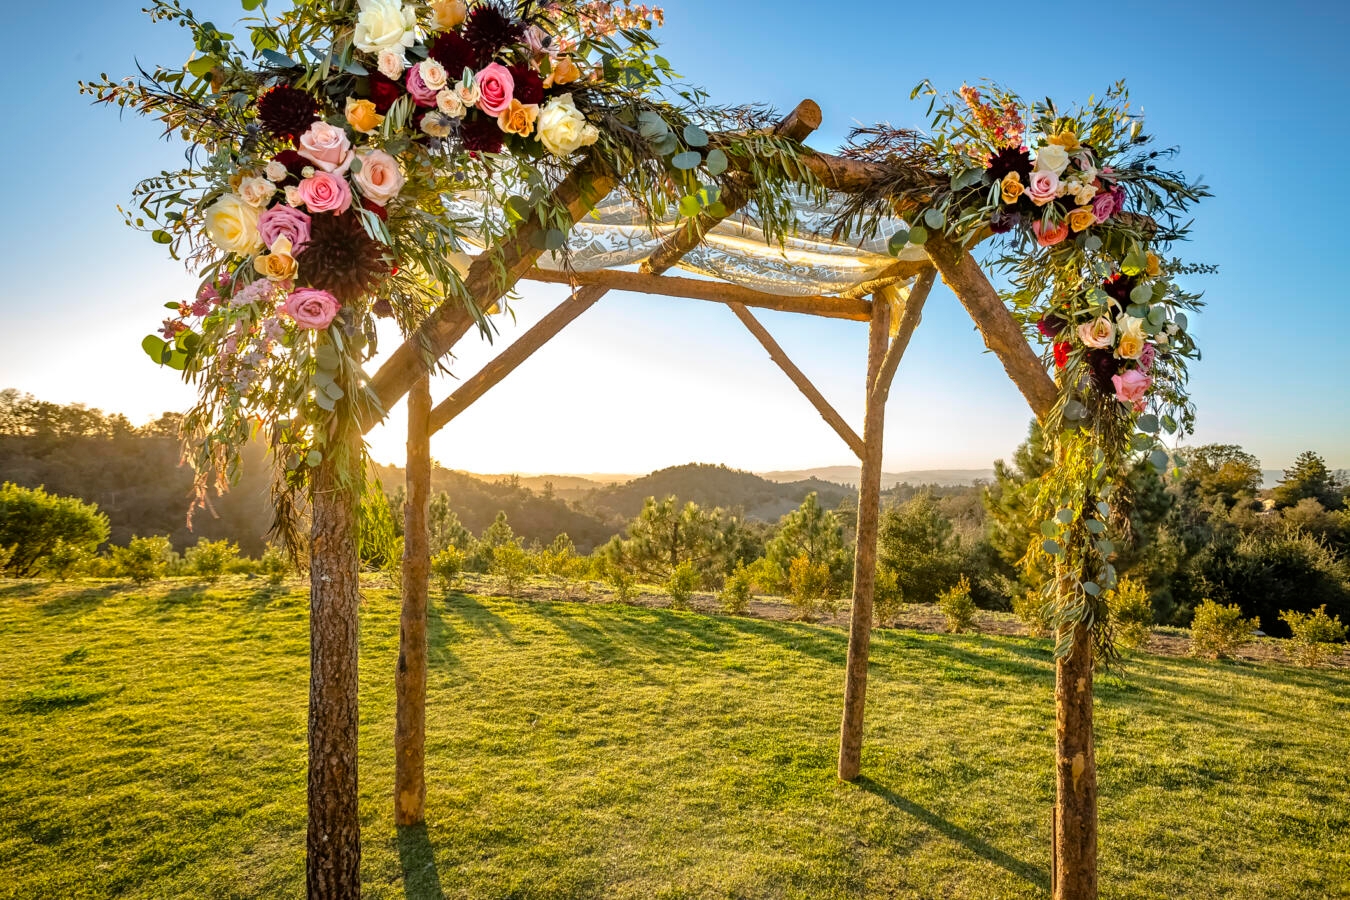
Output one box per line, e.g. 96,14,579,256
265,160,289,183
301,166,316,179
378,48,407,80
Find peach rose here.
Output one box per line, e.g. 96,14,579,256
546,55,582,88
1000,172,1024,205
296,171,352,214
352,149,404,206
282,288,341,330
1025,169,1059,206
436,88,465,117
497,99,538,137
254,236,299,282
237,176,277,209
1066,206,1096,233
1077,316,1115,349
377,48,407,80
345,97,384,134
297,121,353,174
1032,219,1069,247
428,0,467,30
474,63,514,116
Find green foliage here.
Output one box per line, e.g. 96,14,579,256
622,497,717,582
1189,600,1259,660
183,538,240,582
1272,451,1344,510
39,542,89,581
872,568,902,627
1176,444,1263,507
878,494,963,604
490,542,531,592
937,575,976,633
358,487,400,571
764,493,850,595
1012,591,1052,637
537,533,579,580
787,553,834,619
666,560,698,610
257,545,291,585
384,537,404,595
718,562,753,615
427,492,472,553
1194,530,1350,634
111,535,173,584
0,482,110,577
431,546,465,593
1279,606,1348,668
1110,577,1154,649
602,557,636,603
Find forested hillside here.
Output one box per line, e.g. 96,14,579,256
578,463,853,521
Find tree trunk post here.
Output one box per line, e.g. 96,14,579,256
307,419,364,900
395,374,432,826
837,293,891,781
1054,620,1097,900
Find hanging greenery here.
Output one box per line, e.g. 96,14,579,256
835,80,1211,658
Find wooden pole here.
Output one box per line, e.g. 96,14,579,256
1054,621,1097,900
521,268,873,322
872,268,935,397
394,374,431,825
726,301,864,459
307,419,363,900
837,293,891,781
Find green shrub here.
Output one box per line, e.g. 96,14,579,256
1012,591,1051,637
603,560,635,603
787,553,832,619
1189,599,1259,659
872,568,902,626
184,538,240,582
431,546,465,592
112,536,173,584
491,542,531,591
719,562,753,614
40,541,88,581
258,545,292,586
0,543,16,574
0,482,110,577
384,537,405,594
937,575,976,633
1111,577,1154,649
1280,605,1348,667
538,533,579,579
666,560,698,610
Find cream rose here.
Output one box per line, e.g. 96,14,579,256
1115,316,1147,359
535,93,599,157
1035,143,1070,174
297,121,354,174
436,88,465,117
1077,316,1116,349
203,194,263,254
454,76,481,109
418,59,449,92
238,176,277,209
377,48,407,80
265,160,289,183
352,149,405,206
353,0,416,55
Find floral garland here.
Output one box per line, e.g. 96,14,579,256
839,81,1209,656
82,0,814,544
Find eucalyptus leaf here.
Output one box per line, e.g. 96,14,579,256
1150,448,1170,472
1084,234,1103,252
1086,518,1106,534
1083,581,1101,596
908,225,929,245
678,195,700,218
544,229,566,251
682,124,709,147
637,110,670,140
1041,521,1059,538
1056,509,1075,524
1147,306,1167,326
142,335,168,363
187,56,217,78
923,208,945,229
1097,501,1111,518
306,450,323,468
1043,539,1063,556
887,230,910,256
1130,283,1153,305
704,148,728,176
1097,540,1115,556
260,49,297,68
671,151,702,171
1174,312,1188,331
1137,413,1159,433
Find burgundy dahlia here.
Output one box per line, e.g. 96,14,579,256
271,149,309,183
256,86,319,141
989,208,1021,234
1102,273,1137,306
366,72,405,114
1086,348,1120,395
1037,315,1066,339
462,3,524,65
508,64,545,105
985,145,1033,182
297,212,390,304
461,114,504,154
430,31,478,76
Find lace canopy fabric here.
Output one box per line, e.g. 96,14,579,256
445,191,926,297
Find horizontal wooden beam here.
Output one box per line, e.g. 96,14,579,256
727,301,865,459
521,268,873,321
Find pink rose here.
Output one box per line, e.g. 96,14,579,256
257,205,313,254
1033,219,1069,247
1111,368,1152,411
283,288,341,330
1139,343,1157,371
1091,191,1116,224
406,64,439,107
474,63,515,116
1025,169,1059,206
296,172,352,214
297,121,353,174
352,150,405,206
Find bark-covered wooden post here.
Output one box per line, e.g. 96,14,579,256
837,293,891,781
307,419,364,900
395,374,432,825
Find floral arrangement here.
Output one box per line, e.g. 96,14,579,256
82,0,811,539
837,81,1210,656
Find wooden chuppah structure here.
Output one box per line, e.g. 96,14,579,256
335,99,1095,899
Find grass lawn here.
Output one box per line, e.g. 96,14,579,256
0,577,1347,899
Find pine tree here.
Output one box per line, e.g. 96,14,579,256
1272,450,1344,510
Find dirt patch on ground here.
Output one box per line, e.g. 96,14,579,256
452,575,1350,671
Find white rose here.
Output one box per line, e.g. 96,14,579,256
1035,143,1070,175
264,160,289,183
418,59,448,91
354,0,416,55
377,48,407,80
237,176,277,209
535,93,599,157
436,88,465,117
203,194,263,255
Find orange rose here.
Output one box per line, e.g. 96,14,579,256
254,236,298,282
345,97,384,134
429,0,467,30
497,99,539,137
1001,172,1025,204
546,55,582,88
1066,206,1096,233
1146,251,1161,277
1047,130,1081,151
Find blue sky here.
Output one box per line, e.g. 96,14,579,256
1,0,1346,475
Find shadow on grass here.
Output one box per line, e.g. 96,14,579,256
396,824,445,900
0,580,47,600
37,583,127,616
855,776,1050,892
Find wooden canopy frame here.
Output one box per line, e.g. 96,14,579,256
311,99,1098,899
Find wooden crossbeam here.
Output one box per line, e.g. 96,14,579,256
726,302,865,459
522,268,872,321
